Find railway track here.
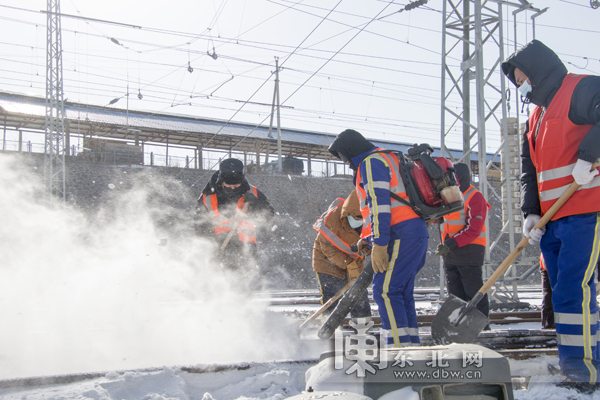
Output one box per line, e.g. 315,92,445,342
257,289,544,327
263,289,557,353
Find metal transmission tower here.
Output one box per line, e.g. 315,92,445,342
44,0,66,201
440,0,543,304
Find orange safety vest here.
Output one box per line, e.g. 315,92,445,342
528,73,600,220
313,198,362,259
202,186,259,244
441,185,489,246
355,149,419,240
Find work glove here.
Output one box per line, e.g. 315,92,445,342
572,158,600,186
436,243,451,256
435,237,457,256
243,192,259,207
523,214,545,244
371,244,389,274
346,260,361,282
355,239,371,256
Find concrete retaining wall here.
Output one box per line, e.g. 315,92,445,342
4,151,540,290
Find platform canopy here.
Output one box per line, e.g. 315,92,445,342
0,91,482,162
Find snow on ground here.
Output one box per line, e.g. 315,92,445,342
0,362,310,400
1,353,599,400
1,154,599,399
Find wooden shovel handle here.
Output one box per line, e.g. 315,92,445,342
299,279,354,330
478,180,582,296
221,202,250,251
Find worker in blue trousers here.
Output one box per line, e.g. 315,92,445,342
328,129,429,347
502,39,600,394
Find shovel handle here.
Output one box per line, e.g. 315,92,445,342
221,202,250,251
299,279,354,330
478,179,584,296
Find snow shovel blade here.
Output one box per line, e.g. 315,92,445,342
430,294,489,345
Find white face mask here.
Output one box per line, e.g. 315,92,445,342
347,215,363,229
519,80,532,98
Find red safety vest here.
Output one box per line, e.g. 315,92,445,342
313,198,362,259
528,73,600,220
202,186,259,244
355,149,419,240
441,185,489,246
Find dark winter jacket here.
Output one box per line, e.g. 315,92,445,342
313,191,364,280
502,40,600,217
194,171,274,246
442,163,487,266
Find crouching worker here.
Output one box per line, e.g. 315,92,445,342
195,158,274,270
312,190,372,323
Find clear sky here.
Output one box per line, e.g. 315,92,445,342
1,0,599,153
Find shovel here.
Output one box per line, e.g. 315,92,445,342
299,279,354,331
431,179,585,345
221,202,249,251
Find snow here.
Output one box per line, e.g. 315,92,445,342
2,355,600,400
0,363,310,400
0,155,598,399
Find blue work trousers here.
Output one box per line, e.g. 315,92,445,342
541,212,600,384
372,235,428,348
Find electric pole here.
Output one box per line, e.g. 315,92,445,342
44,0,66,201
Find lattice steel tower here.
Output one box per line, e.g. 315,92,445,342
44,0,66,201
440,0,544,302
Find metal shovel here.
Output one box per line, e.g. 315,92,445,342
431,179,583,345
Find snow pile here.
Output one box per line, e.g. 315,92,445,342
2,356,599,400
0,155,308,379
0,363,310,400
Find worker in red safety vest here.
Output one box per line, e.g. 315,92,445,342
195,158,274,270
436,162,491,323
503,39,600,392
328,129,429,348
312,190,372,323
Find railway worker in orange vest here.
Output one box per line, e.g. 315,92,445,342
436,162,491,322
328,129,429,347
503,39,600,391
312,190,372,322
195,158,274,270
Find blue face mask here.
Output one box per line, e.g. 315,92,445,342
347,215,363,229
519,80,532,98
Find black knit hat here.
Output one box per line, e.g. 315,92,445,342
218,158,245,184
328,129,375,171
454,162,471,193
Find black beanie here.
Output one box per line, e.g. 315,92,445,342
328,129,375,171
454,162,471,193
218,158,245,184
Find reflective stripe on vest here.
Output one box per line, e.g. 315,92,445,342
202,185,259,244
313,198,361,258
355,149,419,240
528,73,600,220
441,185,487,246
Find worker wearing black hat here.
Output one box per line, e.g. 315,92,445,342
195,158,274,270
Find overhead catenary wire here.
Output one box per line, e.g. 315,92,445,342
1,0,598,156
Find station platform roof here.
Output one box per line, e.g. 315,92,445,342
0,91,492,162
